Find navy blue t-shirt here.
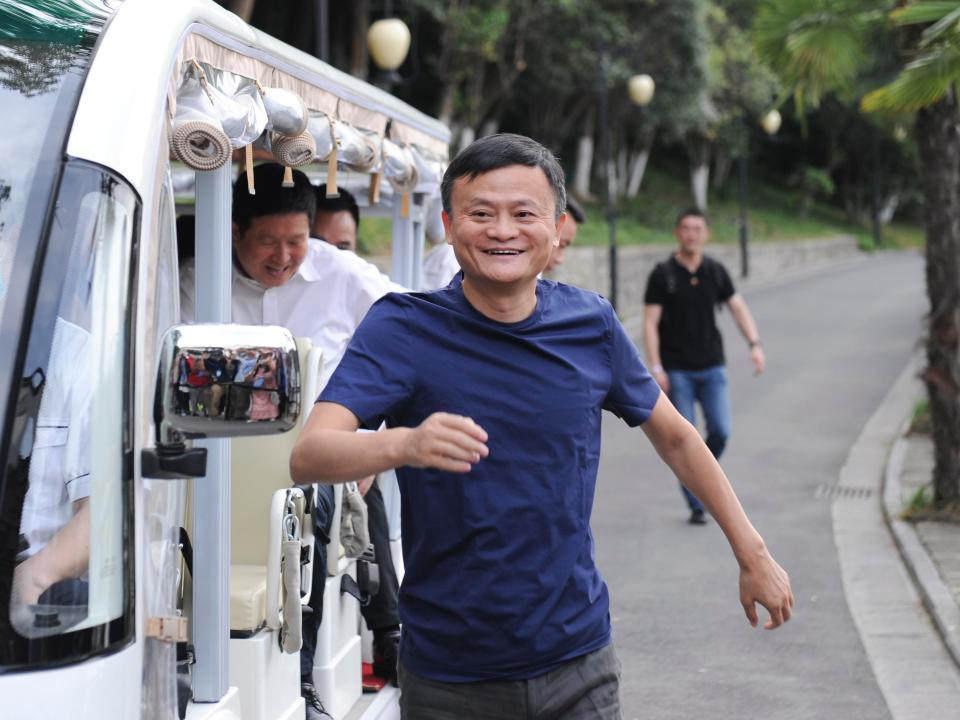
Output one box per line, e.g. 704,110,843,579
320,276,660,682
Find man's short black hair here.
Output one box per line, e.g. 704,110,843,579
441,133,567,220
675,207,710,227
233,163,316,235
315,187,360,229
565,197,585,224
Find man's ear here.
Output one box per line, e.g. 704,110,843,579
441,210,454,246
231,222,240,247
554,212,567,248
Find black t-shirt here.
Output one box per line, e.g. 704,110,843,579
644,254,735,370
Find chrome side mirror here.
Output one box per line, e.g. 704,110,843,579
155,323,300,439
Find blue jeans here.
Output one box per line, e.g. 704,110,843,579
667,365,731,513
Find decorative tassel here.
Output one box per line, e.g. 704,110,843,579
326,143,339,198
282,165,294,187
368,171,382,205
245,144,255,194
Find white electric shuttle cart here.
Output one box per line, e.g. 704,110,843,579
0,1,449,718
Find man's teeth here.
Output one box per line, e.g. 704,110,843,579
486,249,520,255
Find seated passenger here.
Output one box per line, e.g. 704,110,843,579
180,163,398,720
312,188,360,253
12,316,92,629
543,197,584,274
420,197,461,291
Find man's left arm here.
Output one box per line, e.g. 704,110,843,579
641,393,793,628
726,293,765,375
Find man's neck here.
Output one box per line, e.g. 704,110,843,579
674,248,703,272
461,276,538,324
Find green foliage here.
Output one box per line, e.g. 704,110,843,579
910,398,932,434
754,0,885,113
563,164,916,248
903,484,934,517
798,166,835,196
860,2,960,113
863,46,960,112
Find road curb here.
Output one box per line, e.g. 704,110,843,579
832,352,960,718
883,429,960,671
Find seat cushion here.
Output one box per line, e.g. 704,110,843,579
230,564,268,632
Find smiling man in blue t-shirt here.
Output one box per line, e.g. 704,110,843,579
291,133,793,719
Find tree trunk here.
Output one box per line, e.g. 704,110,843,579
479,118,499,137
690,165,709,211
685,132,711,210
458,125,476,153
915,91,960,508
438,82,457,128
713,146,733,191
349,0,369,79
572,107,596,200
228,0,256,22
626,146,651,198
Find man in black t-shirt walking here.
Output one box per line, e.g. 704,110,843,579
643,208,765,524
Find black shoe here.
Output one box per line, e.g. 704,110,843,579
301,682,333,720
373,628,401,688
689,509,707,525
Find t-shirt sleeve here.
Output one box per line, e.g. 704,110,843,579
603,309,661,426
319,296,416,430
644,264,666,305
715,261,735,302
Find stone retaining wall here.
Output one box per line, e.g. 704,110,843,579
545,235,861,320
368,234,861,321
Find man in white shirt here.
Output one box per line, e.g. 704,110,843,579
12,317,92,624
179,163,396,720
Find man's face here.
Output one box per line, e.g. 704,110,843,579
544,213,577,273
233,212,310,288
674,215,710,256
313,210,358,253
442,165,562,287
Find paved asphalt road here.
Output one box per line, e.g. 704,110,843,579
594,250,928,720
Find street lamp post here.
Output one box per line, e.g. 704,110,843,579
596,39,654,312
738,108,780,278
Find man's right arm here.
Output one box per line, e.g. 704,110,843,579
642,303,669,392
290,402,489,485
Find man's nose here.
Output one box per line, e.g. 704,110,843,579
486,214,518,240
272,242,293,263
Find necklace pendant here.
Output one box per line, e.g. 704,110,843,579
690,276,699,286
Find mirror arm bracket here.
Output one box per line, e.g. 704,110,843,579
142,443,208,479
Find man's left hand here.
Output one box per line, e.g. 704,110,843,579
750,345,766,375
739,547,793,629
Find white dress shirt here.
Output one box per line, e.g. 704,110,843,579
420,243,461,291
19,317,92,559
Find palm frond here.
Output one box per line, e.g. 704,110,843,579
862,44,960,112
890,1,960,26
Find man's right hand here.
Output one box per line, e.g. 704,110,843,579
405,412,489,473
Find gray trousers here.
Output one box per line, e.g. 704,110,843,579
398,644,622,720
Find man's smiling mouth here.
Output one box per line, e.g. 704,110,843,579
483,249,522,255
